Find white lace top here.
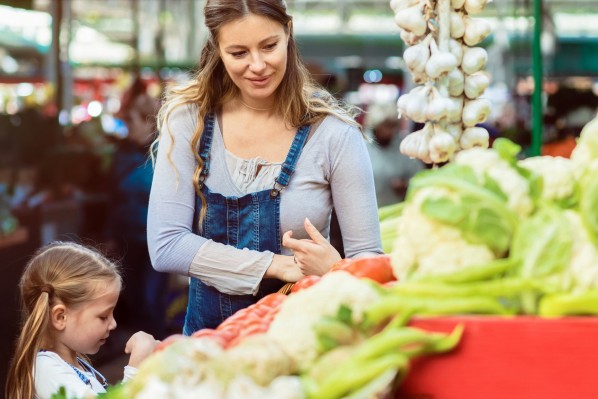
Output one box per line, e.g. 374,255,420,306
224,148,282,194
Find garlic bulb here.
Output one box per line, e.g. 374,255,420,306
448,68,465,96
397,85,432,123
400,29,422,46
400,123,433,164
446,96,464,123
450,11,465,39
403,34,432,74
463,16,492,46
464,0,490,15
461,46,488,74
429,125,458,163
460,126,490,149
390,0,421,12
462,98,492,127
425,39,458,79
394,3,427,36
426,87,450,121
446,123,464,142
464,72,490,99
449,39,464,66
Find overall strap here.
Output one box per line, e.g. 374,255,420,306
197,112,215,189
271,124,311,197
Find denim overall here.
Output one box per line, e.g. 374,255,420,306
183,113,310,334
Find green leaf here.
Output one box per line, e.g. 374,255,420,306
511,206,573,279
336,304,353,326
493,137,522,165
50,387,69,399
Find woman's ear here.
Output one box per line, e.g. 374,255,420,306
50,304,67,331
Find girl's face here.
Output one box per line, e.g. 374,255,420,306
59,279,119,356
218,13,290,106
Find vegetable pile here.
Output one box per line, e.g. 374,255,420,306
392,0,493,163
76,270,462,399
384,112,598,318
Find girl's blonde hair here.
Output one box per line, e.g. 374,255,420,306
153,0,362,225
5,241,121,399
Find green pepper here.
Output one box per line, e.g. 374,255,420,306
364,294,514,328
539,290,598,317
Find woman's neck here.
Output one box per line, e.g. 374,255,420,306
237,97,275,115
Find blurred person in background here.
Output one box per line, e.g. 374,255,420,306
365,104,424,206
148,0,383,335
104,77,168,338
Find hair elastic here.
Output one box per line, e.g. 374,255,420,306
40,284,54,296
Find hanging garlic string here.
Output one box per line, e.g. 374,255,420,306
435,0,451,98
432,0,453,166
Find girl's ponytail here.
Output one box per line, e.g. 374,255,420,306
6,289,53,399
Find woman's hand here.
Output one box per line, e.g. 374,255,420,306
282,218,342,276
125,331,159,368
265,254,303,282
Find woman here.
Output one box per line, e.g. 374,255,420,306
148,0,382,335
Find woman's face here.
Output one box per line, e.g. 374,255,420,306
218,13,289,106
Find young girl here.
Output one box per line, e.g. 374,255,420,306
5,241,159,399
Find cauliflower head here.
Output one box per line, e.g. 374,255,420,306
454,147,534,217
391,187,496,281
518,155,578,207
266,272,380,370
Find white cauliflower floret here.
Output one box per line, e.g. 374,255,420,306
267,272,380,370
391,188,495,280
221,334,295,386
519,156,577,204
563,211,598,292
454,147,533,217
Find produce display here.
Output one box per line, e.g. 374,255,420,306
64,270,462,399
392,0,493,163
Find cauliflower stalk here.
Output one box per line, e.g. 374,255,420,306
267,272,380,371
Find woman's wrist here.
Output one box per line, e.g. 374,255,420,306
265,254,301,282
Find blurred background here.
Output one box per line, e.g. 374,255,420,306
1,0,598,390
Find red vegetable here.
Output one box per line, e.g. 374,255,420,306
291,275,322,293
330,255,396,284
154,333,184,352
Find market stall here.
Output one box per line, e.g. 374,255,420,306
48,0,598,398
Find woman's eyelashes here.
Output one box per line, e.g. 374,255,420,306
229,42,278,58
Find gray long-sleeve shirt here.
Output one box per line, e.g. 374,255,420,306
147,104,383,295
